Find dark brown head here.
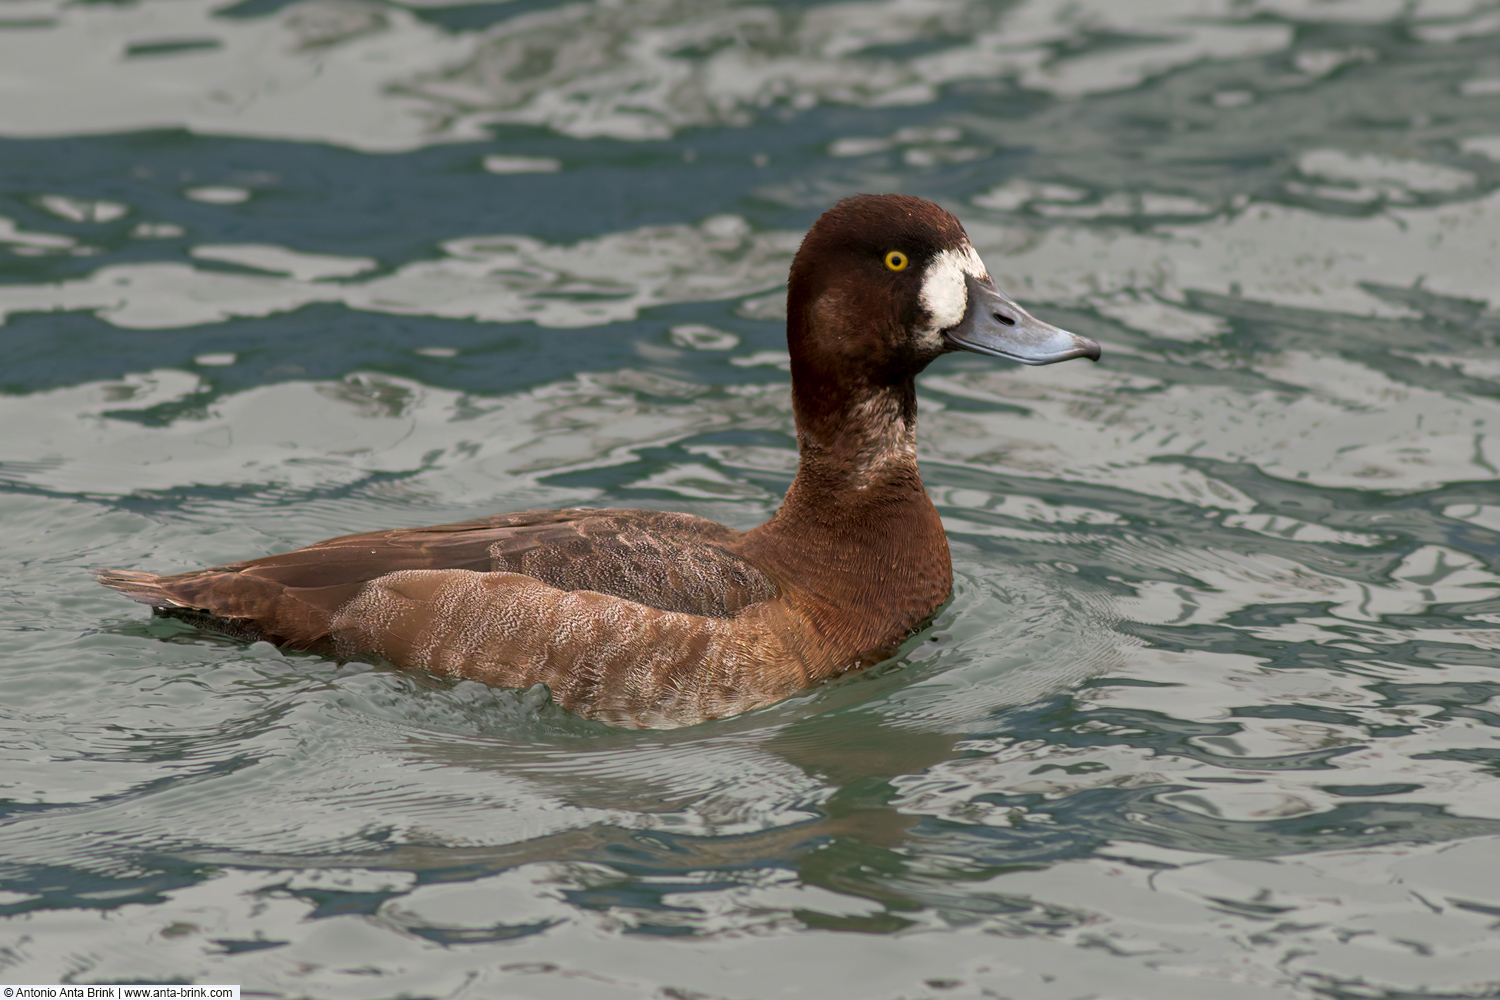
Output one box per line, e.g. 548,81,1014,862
786,194,1100,398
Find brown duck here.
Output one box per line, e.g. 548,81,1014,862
98,194,1100,728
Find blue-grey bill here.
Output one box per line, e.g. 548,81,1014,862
944,274,1101,365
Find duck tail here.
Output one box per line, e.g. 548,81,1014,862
94,568,192,609
94,565,346,651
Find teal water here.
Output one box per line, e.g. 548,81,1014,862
4,1,1500,996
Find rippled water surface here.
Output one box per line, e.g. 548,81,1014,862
4,0,1500,996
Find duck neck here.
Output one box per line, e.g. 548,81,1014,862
772,278,931,505
742,365,952,655
789,368,921,495
771,369,936,551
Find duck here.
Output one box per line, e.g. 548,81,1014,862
97,194,1100,729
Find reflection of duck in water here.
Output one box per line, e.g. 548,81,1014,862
98,194,1100,728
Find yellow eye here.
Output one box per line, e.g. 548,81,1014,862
884,250,909,272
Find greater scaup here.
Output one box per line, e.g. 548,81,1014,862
99,194,1100,728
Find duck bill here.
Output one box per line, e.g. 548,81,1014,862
944,274,1100,365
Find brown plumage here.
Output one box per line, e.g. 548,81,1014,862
98,194,1100,728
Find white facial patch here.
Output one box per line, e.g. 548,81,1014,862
916,243,989,345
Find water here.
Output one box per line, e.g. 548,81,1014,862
3,0,1500,996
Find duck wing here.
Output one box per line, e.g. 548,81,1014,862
97,508,778,652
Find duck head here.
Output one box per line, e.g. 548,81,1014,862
787,193,1099,382
783,194,1099,474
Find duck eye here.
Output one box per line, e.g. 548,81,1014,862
884,250,909,272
